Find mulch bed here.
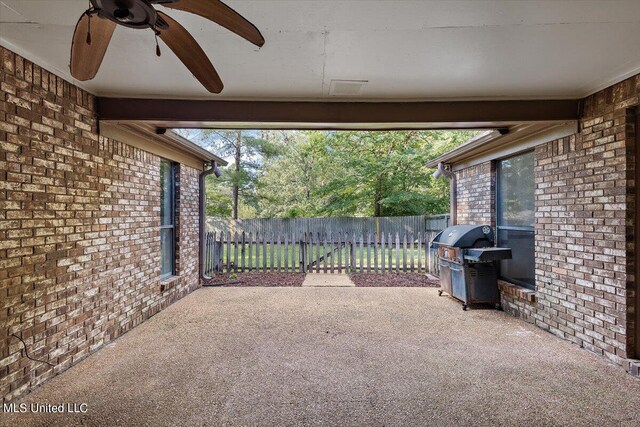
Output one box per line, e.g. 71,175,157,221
203,272,305,287
349,273,440,287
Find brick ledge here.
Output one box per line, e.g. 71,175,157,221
160,275,181,292
498,280,536,303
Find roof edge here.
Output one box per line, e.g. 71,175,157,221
162,128,228,166
425,130,498,168
426,122,577,168
103,122,228,166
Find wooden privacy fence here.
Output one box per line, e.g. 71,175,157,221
207,214,450,238
204,231,444,275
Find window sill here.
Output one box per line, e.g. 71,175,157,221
160,275,181,292
498,280,536,303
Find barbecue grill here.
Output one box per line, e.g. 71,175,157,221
430,225,512,310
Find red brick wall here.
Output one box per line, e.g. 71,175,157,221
454,74,639,367
534,81,638,365
0,47,201,401
175,165,200,279
454,162,495,226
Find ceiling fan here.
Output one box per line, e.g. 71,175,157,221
70,0,265,93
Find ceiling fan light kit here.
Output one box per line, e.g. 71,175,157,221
70,0,265,93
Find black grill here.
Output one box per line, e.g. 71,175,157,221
430,225,512,310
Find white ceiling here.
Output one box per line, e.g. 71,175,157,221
1,0,640,101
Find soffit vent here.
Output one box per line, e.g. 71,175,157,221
329,79,368,96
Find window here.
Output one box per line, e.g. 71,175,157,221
160,159,176,278
496,151,535,289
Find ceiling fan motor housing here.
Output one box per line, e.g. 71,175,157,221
90,0,169,29
74,0,263,93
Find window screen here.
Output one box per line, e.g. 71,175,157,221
496,151,535,289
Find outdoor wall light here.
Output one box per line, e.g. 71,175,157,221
433,162,457,225
433,162,454,180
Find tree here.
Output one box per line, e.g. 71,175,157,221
203,174,232,217
256,129,476,218
256,131,333,217
177,129,279,219
317,130,477,217
178,128,476,219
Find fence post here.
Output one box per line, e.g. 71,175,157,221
218,231,224,272
366,233,371,273
394,233,400,273
281,234,285,272
425,231,430,274
337,233,342,274
208,231,218,274
403,233,408,272
359,234,364,273
322,234,328,273
268,233,274,272
276,234,281,272
308,233,313,272
261,232,267,273
417,232,422,273
374,233,378,272
388,232,392,272
300,234,305,273
381,233,386,272
351,233,356,272
227,231,231,272
233,232,238,273
329,233,334,274
285,233,289,272
314,233,319,273
410,233,414,273
240,232,246,272
298,233,307,273
213,232,217,274
249,232,253,272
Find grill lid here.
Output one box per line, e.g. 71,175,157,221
431,224,494,248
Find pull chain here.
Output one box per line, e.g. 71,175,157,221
86,13,92,45
155,32,161,57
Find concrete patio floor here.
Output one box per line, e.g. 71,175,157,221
3,287,640,427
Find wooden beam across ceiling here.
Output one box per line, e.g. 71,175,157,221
96,98,580,130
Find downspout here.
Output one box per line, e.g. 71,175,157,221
433,162,457,226
199,161,220,281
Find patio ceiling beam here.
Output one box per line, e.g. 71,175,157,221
96,98,580,130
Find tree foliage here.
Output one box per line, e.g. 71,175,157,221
177,129,477,218
257,130,476,217
176,129,278,218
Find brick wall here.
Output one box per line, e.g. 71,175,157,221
175,165,199,280
454,74,639,367
454,161,495,226
534,80,637,365
0,47,201,401
498,280,537,323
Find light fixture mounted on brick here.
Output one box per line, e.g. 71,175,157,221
69,0,265,93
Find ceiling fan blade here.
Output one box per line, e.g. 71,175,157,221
156,12,224,93
70,13,116,81
161,0,265,47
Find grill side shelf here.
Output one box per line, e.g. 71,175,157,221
463,247,512,262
